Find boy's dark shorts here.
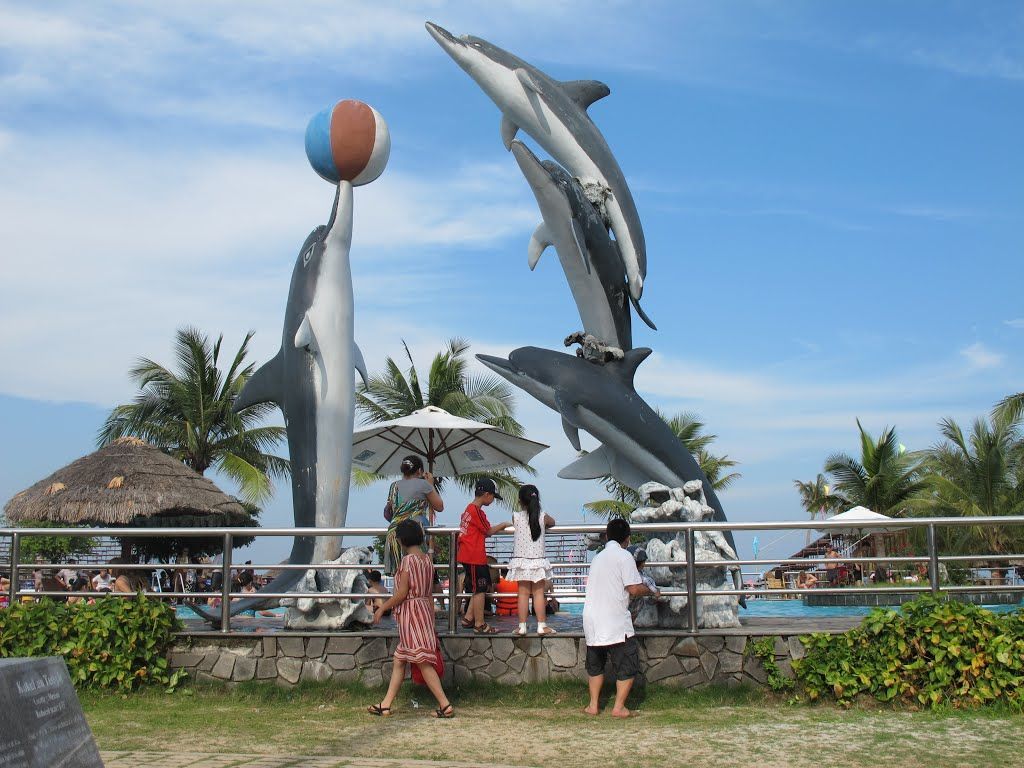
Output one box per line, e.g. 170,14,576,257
585,636,640,680
462,563,493,594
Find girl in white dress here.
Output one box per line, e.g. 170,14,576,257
506,484,557,635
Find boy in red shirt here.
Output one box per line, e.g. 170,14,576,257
458,478,509,633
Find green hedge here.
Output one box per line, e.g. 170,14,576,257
793,596,1024,709
0,595,185,692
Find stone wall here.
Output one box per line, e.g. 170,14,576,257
170,633,806,690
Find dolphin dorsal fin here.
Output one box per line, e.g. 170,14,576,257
528,223,554,270
515,68,542,95
560,79,611,111
501,114,519,150
235,350,283,412
617,347,653,385
353,342,368,387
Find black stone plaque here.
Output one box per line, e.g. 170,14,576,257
0,657,103,768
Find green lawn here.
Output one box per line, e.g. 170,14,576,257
80,680,1022,768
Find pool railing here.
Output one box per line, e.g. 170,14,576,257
3,515,1023,634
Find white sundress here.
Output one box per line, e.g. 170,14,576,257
506,509,553,583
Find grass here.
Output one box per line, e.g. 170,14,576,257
80,679,1023,768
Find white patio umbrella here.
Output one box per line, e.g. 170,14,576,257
351,406,549,476
819,506,908,535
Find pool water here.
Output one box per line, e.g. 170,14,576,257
175,599,1020,621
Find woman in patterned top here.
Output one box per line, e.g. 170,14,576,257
506,484,557,635
367,519,454,718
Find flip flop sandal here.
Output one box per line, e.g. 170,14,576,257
435,703,455,718
537,627,558,635
367,704,392,716
473,623,498,634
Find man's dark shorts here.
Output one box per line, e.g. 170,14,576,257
462,563,493,594
585,636,641,681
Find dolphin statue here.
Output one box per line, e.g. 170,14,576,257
510,140,655,357
188,181,367,623
426,21,648,301
476,347,738,557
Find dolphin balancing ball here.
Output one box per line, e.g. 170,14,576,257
305,99,390,186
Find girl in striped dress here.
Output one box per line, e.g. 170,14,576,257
368,519,454,718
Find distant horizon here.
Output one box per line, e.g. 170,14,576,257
1,1,1021,567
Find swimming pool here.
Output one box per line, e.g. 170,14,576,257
175,598,1020,621
554,599,1022,618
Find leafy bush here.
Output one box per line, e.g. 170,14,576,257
793,596,1024,709
746,637,795,692
0,595,185,692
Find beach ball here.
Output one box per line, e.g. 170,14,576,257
305,99,390,186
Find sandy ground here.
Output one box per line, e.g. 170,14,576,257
114,702,1017,768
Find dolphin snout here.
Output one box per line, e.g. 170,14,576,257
476,353,518,377
425,22,459,48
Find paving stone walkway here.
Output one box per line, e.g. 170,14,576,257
101,752,532,768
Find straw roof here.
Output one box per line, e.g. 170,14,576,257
3,437,249,527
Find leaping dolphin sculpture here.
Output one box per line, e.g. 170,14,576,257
510,140,655,357
477,347,738,557
426,21,648,301
189,182,367,623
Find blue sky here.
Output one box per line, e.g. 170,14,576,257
1,1,1021,568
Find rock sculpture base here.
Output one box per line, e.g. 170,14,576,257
279,547,374,630
631,481,741,629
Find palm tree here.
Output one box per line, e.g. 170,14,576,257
918,411,1024,558
661,411,742,491
98,327,288,504
824,420,926,517
793,473,845,522
356,337,528,500
584,411,740,520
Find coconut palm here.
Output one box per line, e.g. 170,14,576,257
823,420,926,517
356,337,529,500
793,473,845,521
919,411,1024,557
584,411,740,520
98,327,288,505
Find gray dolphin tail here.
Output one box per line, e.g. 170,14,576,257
184,568,306,627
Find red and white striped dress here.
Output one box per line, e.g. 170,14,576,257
393,552,438,665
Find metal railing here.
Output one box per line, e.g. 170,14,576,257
3,516,1023,635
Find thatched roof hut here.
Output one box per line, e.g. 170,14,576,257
3,437,256,558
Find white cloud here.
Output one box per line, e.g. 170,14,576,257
960,342,1004,370
1005,319,1024,329
0,130,534,405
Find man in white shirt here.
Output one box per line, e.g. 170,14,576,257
582,518,658,718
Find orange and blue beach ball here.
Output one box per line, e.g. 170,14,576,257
305,99,390,186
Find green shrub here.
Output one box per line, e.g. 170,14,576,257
0,595,186,692
793,596,1024,709
746,637,795,692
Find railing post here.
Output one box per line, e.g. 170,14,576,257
448,531,459,635
8,532,19,606
684,529,698,633
926,524,940,597
220,533,232,633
